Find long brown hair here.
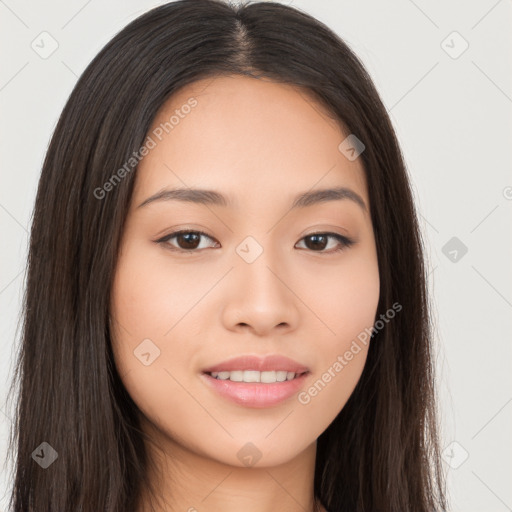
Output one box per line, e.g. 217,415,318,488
6,0,447,510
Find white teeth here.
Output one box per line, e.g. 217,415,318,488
228,371,244,382
260,371,275,383
276,371,288,382
209,370,301,383
243,370,260,383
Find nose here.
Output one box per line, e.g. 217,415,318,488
221,249,301,337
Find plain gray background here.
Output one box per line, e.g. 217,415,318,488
1,1,511,510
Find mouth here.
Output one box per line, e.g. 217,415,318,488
204,370,309,383
200,370,310,408
200,354,310,407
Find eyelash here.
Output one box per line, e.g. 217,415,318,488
155,229,355,254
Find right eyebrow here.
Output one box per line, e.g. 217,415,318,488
137,188,228,209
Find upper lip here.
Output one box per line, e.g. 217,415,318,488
202,355,309,374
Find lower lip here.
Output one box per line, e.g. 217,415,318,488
200,372,309,408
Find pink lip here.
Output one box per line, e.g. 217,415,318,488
202,354,309,373
200,372,309,408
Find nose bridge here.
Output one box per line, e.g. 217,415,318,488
235,234,287,301
224,233,299,333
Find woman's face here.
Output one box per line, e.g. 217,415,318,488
110,75,379,468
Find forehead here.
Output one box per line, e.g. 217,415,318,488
134,75,369,212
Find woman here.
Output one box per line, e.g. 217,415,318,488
7,0,447,510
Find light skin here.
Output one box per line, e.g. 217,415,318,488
109,75,380,512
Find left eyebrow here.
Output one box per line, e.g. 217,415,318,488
290,186,367,212
137,186,367,212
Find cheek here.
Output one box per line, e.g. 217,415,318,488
109,242,170,379
295,251,379,422
109,240,218,413
109,246,208,445
110,241,208,342
306,246,380,344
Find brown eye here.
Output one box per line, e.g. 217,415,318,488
295,233,355,253
303,234,329,251
174,232,201,250
157,230,219,252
